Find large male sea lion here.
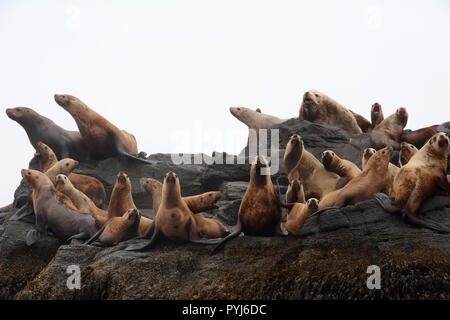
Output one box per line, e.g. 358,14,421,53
85,208,141,246
321,150,361,185
284,134,339,200
35,142,106,207
21,169,97,245
299,90,362,134
210,156,285,254
401,125,438,149
5,107,87,160
369,107,408,150
54,94,152,164
370,103,384,129
374,132,450,232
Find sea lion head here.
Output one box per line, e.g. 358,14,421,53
21,169,48,189
366,146,393,176
229,106,261,125
370,103,383,126
284,134,304,163
395,107,408,126
54,94,88,120
250,155,270,184
428,132,449,155
206,191,222,203
306,198,319,212
321,150,337,170
123,208,141,223
399,142,418,166
115,172,131,190
54,174,71,191
6,107,38,124
35,141,52,159
140,177,161,193
56,159,79,175
363,148,376,162
301,90,323,121
164,171,179,185
286,179,304,203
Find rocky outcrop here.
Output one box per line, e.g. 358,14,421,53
1,119,449,300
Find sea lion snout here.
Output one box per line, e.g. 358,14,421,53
165,171,177,183
438,134,449,147
321,151,333,169
54,94,70,107
307,198,319,210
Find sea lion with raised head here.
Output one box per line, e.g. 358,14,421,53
54,94,152,164
299,90,362,134
5,107,87,160
399,142,419,167
285,179,306,204
85,208,141,246
21,169,97,245
374,132,450,233
369,107,408,150
284,134,340,200
401,125,438,149
321,150,361,185
370,103,384,129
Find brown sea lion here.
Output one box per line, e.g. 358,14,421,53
317,146,393,210
369,107,408,150
284,134,339,200
370,103,384,129
399,142,419,167
140,178,221,214
108,172,152,236
321,150,361,184
374,132,450,232
54,94,152,164
54,174,108,228
126,172,225,251
85,208,141,246
35,142,106,207
229,106,286,146
349,110,372,133
5,107,87,160
285,198,319,235
285,179,306,204
401,125,438,149
299,90,362,134
210,155,285,254
21,169,97,245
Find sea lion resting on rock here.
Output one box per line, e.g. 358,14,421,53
35,142,106,207
399,142,418,167
55,174,108,228
21,169,97,245
369,107,408,150
284,134,339,200
108,172,152,236
54,94,152,164
316,146,393,211
85,208,141,247
321,150,361,185
210,156,286,254
299,90,362,134
374,132,450,233
371,103,384,129
5,107,87,160
126,172,227,251
401,125,438,149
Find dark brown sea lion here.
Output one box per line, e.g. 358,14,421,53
401,125,438,149
370,103,384,129
285,179,305,204
349,110,372,133
369,107,408,150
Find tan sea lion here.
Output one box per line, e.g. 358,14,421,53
35,142,106,207
108,172,152,236
5,107,87,160
349,110,372,133
140,178,221,213
374,132,450,232
285,179,306,204
399,142,418,167
54,174,108,228
85,208,141,246
285,198,319,235
370,103,384,129
299,90,362,134
317,146,393,210
54,94,152,164
21,169,97,245
369,107,408,150
44,158,79,184
401,125,438,149
284,134,340,200
126,172,225,251
321,150,361,184
210,156,285,254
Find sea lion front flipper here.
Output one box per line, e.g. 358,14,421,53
85,224,106,245
210,220,243,255
125,223,159,251
67,231,90,242
9,203,33,221
373,193,399,213
26,229,43,246
309,206,340,217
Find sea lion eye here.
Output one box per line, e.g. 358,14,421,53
209,193,212,197
382,151,385,154
66,163,69,167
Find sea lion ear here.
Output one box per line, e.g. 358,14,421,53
256,108,261,113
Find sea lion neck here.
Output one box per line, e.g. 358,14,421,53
161,182,183,208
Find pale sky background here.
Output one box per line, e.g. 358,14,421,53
0,0,449,205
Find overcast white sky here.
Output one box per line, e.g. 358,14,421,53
0,0,449,205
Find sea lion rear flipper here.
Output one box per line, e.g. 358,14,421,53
85,225,106,245
373,193,398,213
309,206,340,217
26,229,42,246
210,222,243,255
9,203,33,221
67,232,90,242
407,214,449,234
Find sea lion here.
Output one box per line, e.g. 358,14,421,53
5,107,87,160
401,125,438,149
229,106,286,146
285,179,306,204
54,94,152,164
374,132,450,232
399,142,419,167
299,90,362,134
370,103,384,129
284,134,340,200
35,141,106,207
21,169,97,245
317,146,393,210
369,107,408,150
44,158,79,185
54,174,108,228
321,150,361,184
108,172,153,236
140,178,221,214
349,110,372,133
126,172,225,251
363,147,400,197
210,156,285,254
285,198,319,235
85,208,141,246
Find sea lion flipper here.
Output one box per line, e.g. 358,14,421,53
189,238,224,245
125,224,159,251
309,206,340,217
120,151,154,165
67,231,90,242
9,203,33,221
85,224,106,245
210,223,242,255
373,193,398,213
26,229,42,246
